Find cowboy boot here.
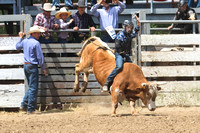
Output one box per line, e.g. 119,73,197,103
102,81,112,92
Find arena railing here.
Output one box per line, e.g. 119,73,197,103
0,14,32,34
140,20,200,34
48,28,123,37
139,19,200,81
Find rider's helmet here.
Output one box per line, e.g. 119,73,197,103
179,0,188,7
123,20,134,33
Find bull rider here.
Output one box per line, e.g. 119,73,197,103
102,17,140,92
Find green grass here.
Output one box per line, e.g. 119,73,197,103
150,24,171,34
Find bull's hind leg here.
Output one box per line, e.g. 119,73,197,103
74,64,80,92
80,68,93,92
80,72,89,92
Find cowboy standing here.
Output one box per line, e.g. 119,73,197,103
168,0,198,34
34,3,59,43
16,26,47,114
90,0,126,42
55,7,73,43
103,18,140,92
72,0,96,43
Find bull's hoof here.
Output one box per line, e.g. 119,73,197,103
111,114,119,117
73,87,80,92
131,113,138,116
80,87,86,93
81,82,87,93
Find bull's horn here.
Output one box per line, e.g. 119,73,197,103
157,82,167,86
141,83,146,87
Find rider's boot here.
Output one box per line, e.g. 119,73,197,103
102,81,111,92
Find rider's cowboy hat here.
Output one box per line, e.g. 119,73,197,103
40,3,55,11
26,26,45,35
55,7,71,19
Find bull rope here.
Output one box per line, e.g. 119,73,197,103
86,39,115,65
87,39,113,54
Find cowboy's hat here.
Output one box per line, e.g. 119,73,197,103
55,7,71,19
77,0,86,7
26,26,45,35
40,3,55,11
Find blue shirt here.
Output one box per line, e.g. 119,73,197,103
16,36,45,70
90,2,126,29
116,26,139,41
115,26,139,55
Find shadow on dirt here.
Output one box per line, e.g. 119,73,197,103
95,113,167,117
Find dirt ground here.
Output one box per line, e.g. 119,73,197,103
0,104,200,133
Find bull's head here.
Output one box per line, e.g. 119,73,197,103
141,82,166,111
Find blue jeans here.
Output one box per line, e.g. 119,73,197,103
39,37,54,44
188,0,200,7
58,38,68,43
21,64,39,112
53,0,73,7
106,52,132,83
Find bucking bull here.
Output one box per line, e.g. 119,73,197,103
74,36,165,116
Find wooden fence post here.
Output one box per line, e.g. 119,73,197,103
131,13,138,64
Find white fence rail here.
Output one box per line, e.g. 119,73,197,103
139,17,200,106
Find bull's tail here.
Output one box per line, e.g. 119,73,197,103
77,52,81,57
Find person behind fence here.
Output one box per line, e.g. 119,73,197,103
34,3,59,44
187,0,200,8
52,0,73,10
71,0,96,43
16,26,47,114
168,0,198,34
102,18,140,92
55,7,73,43
90,0,126,43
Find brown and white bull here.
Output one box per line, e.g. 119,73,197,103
74,36,164,116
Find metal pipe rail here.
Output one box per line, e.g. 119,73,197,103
48,29,123,32
140,20,200,24
140,20,200,34
48,28,123,37
150,28,182,31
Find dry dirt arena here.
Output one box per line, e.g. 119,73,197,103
0,104,200,133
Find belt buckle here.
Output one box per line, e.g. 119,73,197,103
45,36,50,40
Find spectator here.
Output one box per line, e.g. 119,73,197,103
55,7,73,43
90,0,126,42
102,18,140,92
16,26,47,114
187,0,200,8
71,0,96,43
52,0,73,10
34,3,59,44
168,0,198,34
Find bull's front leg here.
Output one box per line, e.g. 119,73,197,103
111,89,118,117
74,64,80,92
80,72,89,92
130,101,137,115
